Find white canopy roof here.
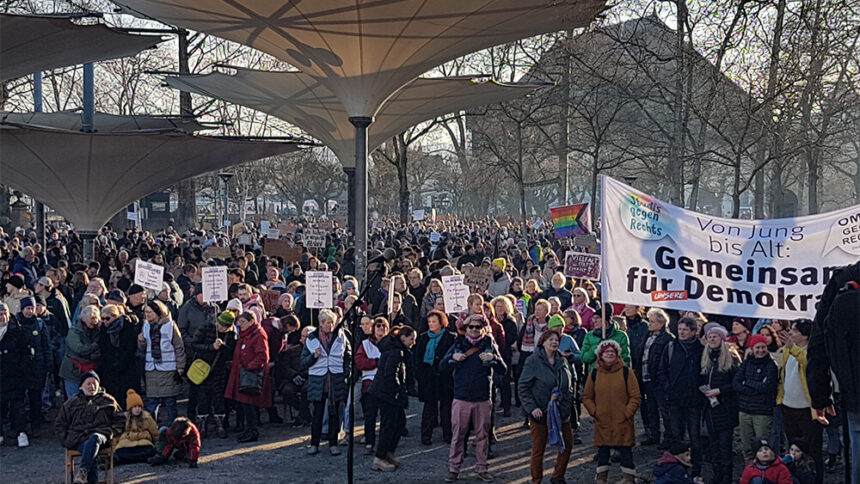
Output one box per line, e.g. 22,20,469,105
117,0,605,116
1,111,207,133
0,121,300,231
0,13,162,82
166,68,543,166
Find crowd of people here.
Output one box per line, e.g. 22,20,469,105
0,216,855,484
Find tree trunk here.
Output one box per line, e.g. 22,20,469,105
397,136,410,224
175,31,197,230
666,0,688,206
800,0,824,215
557,30,572,206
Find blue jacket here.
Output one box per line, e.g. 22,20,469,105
732,353,778,415
653,453,697,484
441,334,505,402
11,255,38,289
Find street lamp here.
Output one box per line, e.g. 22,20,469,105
218,172,234,229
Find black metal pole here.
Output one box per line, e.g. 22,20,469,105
344,263,384,484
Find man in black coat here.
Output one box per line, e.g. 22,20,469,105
0,302,29,447
16,297,52,438
634,309,675,447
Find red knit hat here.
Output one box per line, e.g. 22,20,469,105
747,333,768,349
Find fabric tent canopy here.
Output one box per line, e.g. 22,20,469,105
166,68,544,167
0,13,162,82
1,111,207,133
117,0,605,117
0,121,301,231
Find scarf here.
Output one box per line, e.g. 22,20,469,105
106,316,124,347
0,324,7,343
423,329,444,365
149,320,163,361
521,317,546,350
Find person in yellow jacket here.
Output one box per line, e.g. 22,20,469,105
113,389,159,464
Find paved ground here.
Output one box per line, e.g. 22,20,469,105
1,398,847,483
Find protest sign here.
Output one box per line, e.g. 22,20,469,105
306,271,333,308
429,231,441,243
260,221,271,233
441,275,469,313
260,289,281,312
304,229,326,248
563,251,601,281
532,219,543,229
237,234,253,246
515,299,527,316
462,266,493,294
201,266,228,303
267,228,280,239
413,209,425,221
387,278,395,315
263,239,301,262
134,260,164,292
278,223,296,235
202,245,231,261
231,222,244,237
600,175,860,319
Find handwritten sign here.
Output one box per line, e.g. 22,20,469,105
202,245,231,261
278,223,295,235
563,251,601,281
231,222,244,237
260,289,282,312
134,260,164,292
267,228,280,239
413,209,425,221
238,234,253,246
263,239,301,262
306,271,333,309
441,275,469,313
462,266,493,294
304,229,326,248
201,266,228,302
429,231,441,243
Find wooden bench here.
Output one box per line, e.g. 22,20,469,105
64,445,115,484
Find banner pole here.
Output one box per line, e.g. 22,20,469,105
599,174,606,340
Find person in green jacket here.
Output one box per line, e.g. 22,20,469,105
580,312,630,373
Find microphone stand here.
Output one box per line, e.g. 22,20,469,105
344,261,385,484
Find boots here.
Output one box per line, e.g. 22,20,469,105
197,415,209,438
620,471,636,483
215,415,227,439
73,468,88,484
372,456,395,472
595,467,609,484
385,452,400,468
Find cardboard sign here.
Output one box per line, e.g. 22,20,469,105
201,266,228,302
304,229,326,248
441,275,469,313
278,223,295,235
563,251,601,281
267,228,280,239
260,289,282,312
263,239,302,263
318,219,334,230
574,234,599,249
306,271,333,309
202,245,231,261
134,260,164,292
231,222,244,237
462,266,493,294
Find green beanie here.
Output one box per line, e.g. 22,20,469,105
547,314,565,330
217,311,235,327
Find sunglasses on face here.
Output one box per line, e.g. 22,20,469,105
101,317,111,322
466,325,483,330
374,323,388,328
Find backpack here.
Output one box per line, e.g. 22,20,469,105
822,281,860,399
590,365,629,385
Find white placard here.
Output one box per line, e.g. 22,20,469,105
306,271,333,308
413,209,425,221
134,260,164,292
267,228,280,239
201,266,228,303
429,231,441,243
533,219,544,229
304,229,326,248
260,220,271,233
441,275,468,313
387,277,396,315
238,234,253,246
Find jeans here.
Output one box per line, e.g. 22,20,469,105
707,428,734,483
375,400,405,459
64,379,79,399
529,420,573,482
846,411,860,484
76,433,107,483
739,412,773,459
596,446,634,475
669,403,702,476
144,397,177,426
449,399,491,474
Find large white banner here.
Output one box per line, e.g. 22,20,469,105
601,176,860,319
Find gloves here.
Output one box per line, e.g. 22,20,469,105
189,460,198,468
148,454,167,466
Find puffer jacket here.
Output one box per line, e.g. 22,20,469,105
440,333,505,402
580,322,630,373
16,314,52,389
54,389,125,449
739,458,791,484
368,334,411,408
98,316,141,399
701,347,740,432
653,452,697,484
59,321,101,383
517,348,576,423
626,317,650,371
638,329,674,382
732,353,778,415
114,410,158,450
0,319,27,393
176,297,217,358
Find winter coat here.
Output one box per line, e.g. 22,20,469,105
3,291,31,318
398,291,419,328
176,298,217,359
114,411,158,450
537,286,572,310
300,326,352,403
785,459,817,484
580,322,630,373
440,334,505,402
54,389,125,449
137,318,186,399
739,458,792,484
626,318,650,371
59,321,101,384
487,271,511,298
0,320,27,393
732,353,779,415
98,316,141,401
224,320,271,407
44,291,71,339
582,361,641,447
517,348,576,423
17,314,52,389
657,338,705,407
638,329,674,382
161,424,201,461
413,329,455,403
653,452,698,484
701,348,740,433
10,255,38,289
369,335,411,408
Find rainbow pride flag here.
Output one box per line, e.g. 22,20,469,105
549,203,590,238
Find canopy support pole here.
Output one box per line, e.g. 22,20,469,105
33,72,46,245
349,116,372,282
343,167,356,235
33,72,42,112
82,63,94,132
80,230,96,262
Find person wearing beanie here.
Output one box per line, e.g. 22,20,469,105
739,439,791,484
730,318,752,359
701,320,742,484
783,438,817,484
583,338,640,484
3,273,30,316
487,257,511,298
55,369,125,484
126,284,147,322
105,289,127,305
579,306,630,374
189,309,236,439
733,332,779,460
16,294,50,439
548,313,580,366
226,298,243,315
653,441,703,484
113,389,159,464
148,417,201,469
